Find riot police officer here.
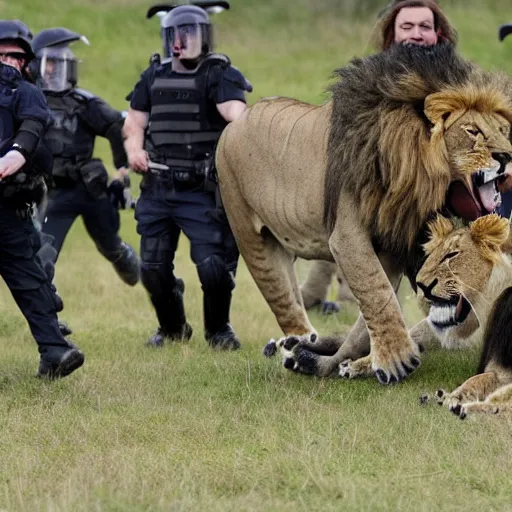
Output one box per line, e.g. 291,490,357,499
30,28,140,289
0,20,84,378
124,5,250,349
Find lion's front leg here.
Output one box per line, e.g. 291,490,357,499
457,383,512,418
329,196,420,384
435,372,501,413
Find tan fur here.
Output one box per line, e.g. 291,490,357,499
300,261,355,310
416,215,512,417
417,215,511,348
216,45,512,382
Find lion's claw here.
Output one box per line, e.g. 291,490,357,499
450,403,462,417
263,339,277,357
338,360,352,378
435,389,446,404
282,336,301,351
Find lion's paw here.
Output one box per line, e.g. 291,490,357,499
274,333,320,375
339,355,373,379
282,346,322,375
372,342,421,385
263,339,278,357
435,389,447,405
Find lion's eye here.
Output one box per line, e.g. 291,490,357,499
464,126,481,137
441,251,459,263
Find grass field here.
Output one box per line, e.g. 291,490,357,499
2,0,512,510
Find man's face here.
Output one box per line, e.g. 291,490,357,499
171,24,202,60
0,43,27,71
42,58,58,88
394,7,438,46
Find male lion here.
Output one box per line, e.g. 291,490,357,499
215,43,512,384
415,214,512,418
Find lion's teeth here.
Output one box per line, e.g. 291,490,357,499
429,304,457,329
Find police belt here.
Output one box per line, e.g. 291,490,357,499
148,159,207,183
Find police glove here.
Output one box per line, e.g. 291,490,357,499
0,150,27,180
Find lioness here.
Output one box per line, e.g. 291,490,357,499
216,43,512,384
416,214,512,418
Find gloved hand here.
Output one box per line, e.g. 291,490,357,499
0,150,26,180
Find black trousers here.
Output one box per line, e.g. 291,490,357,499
135,176,238,308
0,204,70,349
42,183,123,262
136,177,237,269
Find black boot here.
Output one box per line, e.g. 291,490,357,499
37,342,84,379
145,278,193,347
146,323,193,347
112,242,140,286
203,289,240,351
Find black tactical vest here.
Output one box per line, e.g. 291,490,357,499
146,58,228,170
0,66,49,208
44,90,96,180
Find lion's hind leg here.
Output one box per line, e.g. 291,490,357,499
435,372,501,411
458,383,512,419
301,260,341,315
278,313,372,377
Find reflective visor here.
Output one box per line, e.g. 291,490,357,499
169,24,199,50
165,23,202,59
38,46,77,92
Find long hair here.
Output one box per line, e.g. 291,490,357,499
375,0,458,51
477,286,512,374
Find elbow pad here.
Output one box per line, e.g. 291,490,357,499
13,118,45,157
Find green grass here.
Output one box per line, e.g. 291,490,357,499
1,0,512,510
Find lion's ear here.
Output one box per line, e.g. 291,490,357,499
470,214,510,262
423,215,455,254
423,92,454,133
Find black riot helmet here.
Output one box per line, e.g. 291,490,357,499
0,20,35,62
160,5,213,62
31,28,90,92
499,23,512,41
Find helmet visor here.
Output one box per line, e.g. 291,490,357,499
165,23,202,59
39,46,77,91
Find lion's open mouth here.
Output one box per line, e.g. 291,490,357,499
428,294,472,332
446,164,506,221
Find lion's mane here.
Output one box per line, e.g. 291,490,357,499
324,43,512,261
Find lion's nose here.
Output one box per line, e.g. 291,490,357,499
492,152,512,169
416,278,438,300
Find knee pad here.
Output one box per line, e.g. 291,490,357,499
112,242,140,286
140,261,176,298
196,255,235,293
